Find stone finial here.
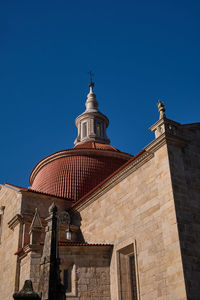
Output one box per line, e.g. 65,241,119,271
13,280,41,300
29,208,42,245
48,202,57,214
157,101,166,119
85,82,98,113
30,208,42,229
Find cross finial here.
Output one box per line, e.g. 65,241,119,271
88,71,94,89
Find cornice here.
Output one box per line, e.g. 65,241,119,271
146,132,188,153
145,133,167,153
16,244,43,259
24,244,43,254
75,111,109,127
149,117,180,132
8,214,23,230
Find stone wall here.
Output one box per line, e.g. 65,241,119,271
75,144,187,300
168,125,200,299
60,245,111,300
19,250,41,292
21,191,71,219
0,186,22,300
20,254,31,290
0,186,68,299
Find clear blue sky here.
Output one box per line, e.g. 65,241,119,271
0,0,200,187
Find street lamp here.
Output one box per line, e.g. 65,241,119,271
66,226,72,240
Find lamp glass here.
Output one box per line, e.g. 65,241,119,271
66,228,72,240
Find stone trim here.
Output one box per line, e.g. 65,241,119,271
8,214,23,231
15,244,43,259
60,263,77,297
145,132,188,153
149,117,180,132
116,240,140,300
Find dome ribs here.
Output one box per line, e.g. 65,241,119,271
30,143,132,202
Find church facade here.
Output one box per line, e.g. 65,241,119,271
0,83,200,300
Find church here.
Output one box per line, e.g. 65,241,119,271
0,81,200,300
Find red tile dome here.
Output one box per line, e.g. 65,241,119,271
30,142,132,202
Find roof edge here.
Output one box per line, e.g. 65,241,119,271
5,183,73,204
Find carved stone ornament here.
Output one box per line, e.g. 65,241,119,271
8,214,23,230
58,211,71,225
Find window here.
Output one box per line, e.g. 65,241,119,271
82,122,87,138
61,263,76,296
96,122,101,136
63,266,72,292
117,244,138,300
94,121,102,137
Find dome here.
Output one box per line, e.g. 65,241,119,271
30,142,132,202
30,83,133,202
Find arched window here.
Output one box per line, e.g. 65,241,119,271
82,122,87,138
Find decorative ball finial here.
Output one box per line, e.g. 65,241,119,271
157,100,166,119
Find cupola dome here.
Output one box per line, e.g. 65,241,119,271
29,82,133,202
74,82,110,145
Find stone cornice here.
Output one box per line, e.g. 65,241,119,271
16,244,43,259
149,117,180,132
8,214,23,230
75,111,109,127
24,244,43,254
145,132,188,153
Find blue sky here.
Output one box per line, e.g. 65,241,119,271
0,0,200,187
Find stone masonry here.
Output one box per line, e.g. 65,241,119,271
1,109,200,300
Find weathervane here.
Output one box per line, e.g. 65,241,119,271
88,71,94,87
